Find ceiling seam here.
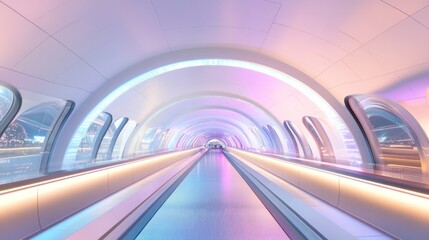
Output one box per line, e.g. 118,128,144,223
327,60,429,90
341,60,363,80
267,22,353,78
258,1,282,53
314,14,414,80
361,61,429,81
149,0,173,51
133,89,157,105
271,23,351,52
337,29,363,45
0,65,92,93
380,0,429,30
396,96,427,103
2,2,109,81
379,0,414,16
11,36,50,68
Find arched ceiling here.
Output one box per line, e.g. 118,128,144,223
1,0,429,159
2,0,429,106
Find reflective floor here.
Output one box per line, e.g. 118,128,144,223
136,149,289,240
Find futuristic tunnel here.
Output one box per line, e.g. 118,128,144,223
1,1,429,239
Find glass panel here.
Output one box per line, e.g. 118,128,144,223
96,123,116,161
0,85,14,123
283,120,313,158
267,125,284,154
303,116,335,163
74,112,111,167
0,99,67,184
96,117,128,161
112,121,137,160
346,95,428,171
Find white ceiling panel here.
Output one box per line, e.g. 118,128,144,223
275,0,405,45
166,27,265,51
52,13,115,57
152,0,279,32
329,73,403,100
106,89,147,113
262,24,347,77
342,48,389,80
413,4,429,29
0,66,90,105
21,0,105,35
274,0,362,51
55,61,106,92
364,18,429,72
316,61,361,89
0,3,48,68
335,1,406,44
2,0,67,21
83,32,167,79
394,62,429,80
13,37,80,81
81,1,168,78
382,0,429,15
378,62,429,101
53,0,161,56
106,89,156,121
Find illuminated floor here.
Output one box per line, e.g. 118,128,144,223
136,149,289,240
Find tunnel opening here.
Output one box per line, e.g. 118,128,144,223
205,138,227,149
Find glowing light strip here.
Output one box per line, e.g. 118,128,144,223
64,59,348,167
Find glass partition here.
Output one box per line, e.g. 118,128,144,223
96,125,115,161
73,112,112,167
112,121,137,160
0,96,72,184
283,120,313,158
302,116,335,163
0,86,15,122
96,117,128,161
346,95,429,173
267,125,284,154
0,83,21,136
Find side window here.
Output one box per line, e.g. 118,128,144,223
0,84,21,135
0,94,73,185
303,116,336,163
283,120,313,158
74,112,112,166
97,117,128,161
267,125,284,154
346,95,429,171
112,121,136,159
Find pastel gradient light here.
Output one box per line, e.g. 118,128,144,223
64,59,359,167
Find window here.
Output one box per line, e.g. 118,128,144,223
96,117,128,161
74,112,112,168
0,93,73,184
0,84,21,135
267,125,284,154
346,95,428,170
303,116,335,163
283,120,313,158
112,121,137,159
